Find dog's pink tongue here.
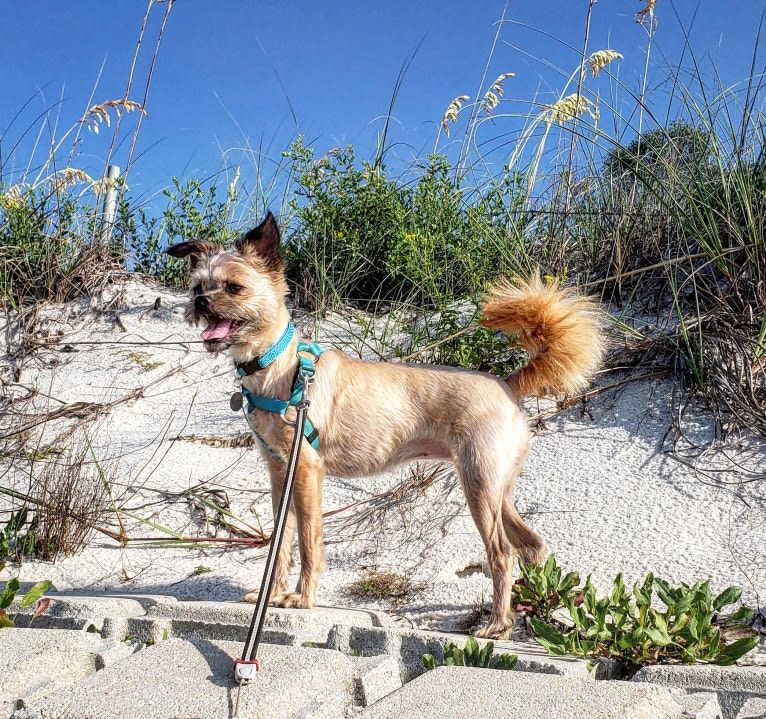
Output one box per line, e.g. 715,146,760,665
201,318,233,341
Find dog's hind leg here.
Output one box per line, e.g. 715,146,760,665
242,458,297,604
458,455,516,639
272,455,325,609
502,491,546,566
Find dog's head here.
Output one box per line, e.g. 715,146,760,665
167,212,289,352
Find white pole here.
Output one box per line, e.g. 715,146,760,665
99,164,121,245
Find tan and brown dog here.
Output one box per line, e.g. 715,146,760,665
168,212,605,638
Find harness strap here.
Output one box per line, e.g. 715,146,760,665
239,335,324,452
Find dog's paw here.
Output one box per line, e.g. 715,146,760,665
241,589,261,604
474,620,512,640
271,591,315,609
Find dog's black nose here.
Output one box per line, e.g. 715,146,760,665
195,295,211,312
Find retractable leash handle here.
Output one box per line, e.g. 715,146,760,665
234,373,314,681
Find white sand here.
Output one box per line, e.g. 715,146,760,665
2,278,764,632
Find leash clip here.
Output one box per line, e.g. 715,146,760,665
233,657,260,684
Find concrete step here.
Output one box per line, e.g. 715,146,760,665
1,628,137,716
15,637,398,719
356,665,702,719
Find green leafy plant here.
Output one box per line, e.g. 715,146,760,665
0,508,36,569
512,555,581,621
527,559,759,675
0,578,52,628
397,302,524,376
283,137,525,312
121,176,238,286
422,636,517,670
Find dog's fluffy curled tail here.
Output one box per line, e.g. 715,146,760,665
481,275,605,398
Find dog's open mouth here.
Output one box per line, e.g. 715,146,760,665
200,317,242,343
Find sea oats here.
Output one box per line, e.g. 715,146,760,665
0,184,26,209
47,168,94,193
227,167,240,204
440,95,470,137
544,94,600,126
80,99,146,134
635,0,658,26
588,50,623,77
481,73,515,115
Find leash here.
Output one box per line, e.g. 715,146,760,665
231,359,314,719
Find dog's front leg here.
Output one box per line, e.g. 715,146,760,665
272,455,325,609
242,457,297,604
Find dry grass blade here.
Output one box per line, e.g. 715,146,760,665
30,437,109,561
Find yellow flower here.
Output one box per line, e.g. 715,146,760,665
336,231,344,239
404,233,416,242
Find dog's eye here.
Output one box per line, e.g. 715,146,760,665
226,283,243,294
192,284,203,295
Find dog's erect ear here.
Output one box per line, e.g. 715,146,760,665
236,212,283,269
166,240,218,270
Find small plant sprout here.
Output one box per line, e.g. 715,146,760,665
0,579,52,629
423,636,517,671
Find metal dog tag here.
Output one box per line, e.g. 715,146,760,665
230,392,243,412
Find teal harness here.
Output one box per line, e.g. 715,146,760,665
236,321,324,455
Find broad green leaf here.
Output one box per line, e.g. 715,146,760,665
713,586,742,612
670,613,689,634
464,635,479,665
496,653,517,669
654,578,675,607
530,617,566,647
560,572,580,592
725,606,754,624
645,627,672,647
422,654,436,670
19,580,52,609
611,574,625,604
479,640,494,668
716,635,760,665
0,578,20,610
0,612,14,629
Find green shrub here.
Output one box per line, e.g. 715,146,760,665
283,137,526,310
121,177,238,287
397,301,524,375
525,556,759,674
0,186,110,306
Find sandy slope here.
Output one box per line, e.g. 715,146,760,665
2,278,764,633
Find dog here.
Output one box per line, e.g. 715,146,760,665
167,212,605,638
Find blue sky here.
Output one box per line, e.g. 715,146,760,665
2,1,764,206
